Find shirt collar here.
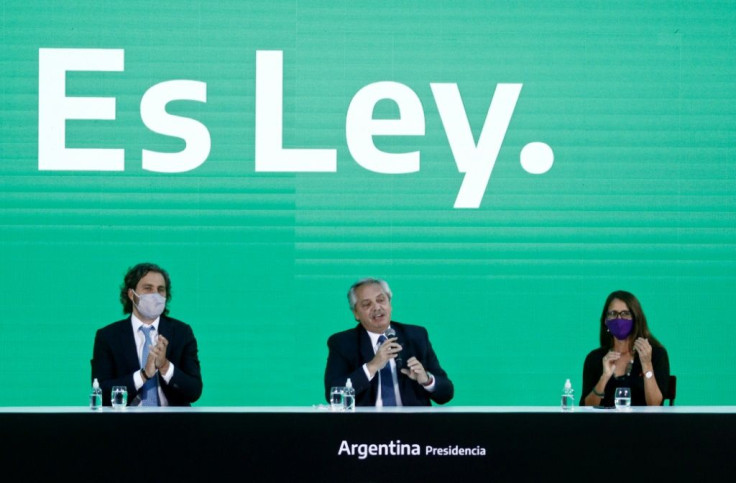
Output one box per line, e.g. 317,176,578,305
131,313,160,333
366,329,389,351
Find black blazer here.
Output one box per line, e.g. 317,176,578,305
324,321,453,406
91,315,203,406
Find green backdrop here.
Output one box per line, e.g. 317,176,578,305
1,0,734,406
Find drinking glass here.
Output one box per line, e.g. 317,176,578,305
614,387,631,410
111,386,128,409
330,386,345,412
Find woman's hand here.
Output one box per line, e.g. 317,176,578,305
602,351,621,378
634,338,653,366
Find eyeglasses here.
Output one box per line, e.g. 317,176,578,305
606,310,632,320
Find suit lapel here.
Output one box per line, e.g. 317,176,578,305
357,326,379,403
358,325,374,368
120,316,140,370
158,316,170,342
392,322,412,402
393,322,414,362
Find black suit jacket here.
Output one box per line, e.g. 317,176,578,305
324,321,453,406
91,315,203,406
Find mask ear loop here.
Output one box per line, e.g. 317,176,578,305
132,290,147,314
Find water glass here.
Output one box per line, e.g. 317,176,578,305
614,387,631,410
111,386,128,409
330,386,345,411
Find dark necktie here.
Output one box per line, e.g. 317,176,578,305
140,326,160,406
377,335,397,406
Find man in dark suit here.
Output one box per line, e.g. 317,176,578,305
91,263,202,406
324,278,453,406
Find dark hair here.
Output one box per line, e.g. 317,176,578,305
119,263,171,315
598,290,662,350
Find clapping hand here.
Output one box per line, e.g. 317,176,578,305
151,334,170,373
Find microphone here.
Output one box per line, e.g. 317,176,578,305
383,326,403,368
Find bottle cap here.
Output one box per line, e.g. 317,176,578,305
346,378,353,388
93,378,100,389
564,378,572,390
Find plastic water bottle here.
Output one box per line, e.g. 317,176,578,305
561,378,574,411
343,378,355,412
90,378,103,410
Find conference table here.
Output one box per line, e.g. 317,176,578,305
1,406,733,481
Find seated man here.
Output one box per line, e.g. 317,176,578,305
324,278,453,406
91,262,203,406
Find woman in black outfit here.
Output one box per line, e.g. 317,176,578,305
581,290,670,406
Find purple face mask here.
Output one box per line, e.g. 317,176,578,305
605,318,633,340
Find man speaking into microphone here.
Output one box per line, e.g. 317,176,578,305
324,278,454,407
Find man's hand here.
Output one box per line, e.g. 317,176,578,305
152,334,170,374
401,356,431,385
143,341,158,378
366,337,401,376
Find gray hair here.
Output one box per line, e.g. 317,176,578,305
347,278,392,311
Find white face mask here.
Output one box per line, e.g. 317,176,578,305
133,291,166,320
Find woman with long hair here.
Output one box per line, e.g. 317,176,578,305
581,290,670,406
